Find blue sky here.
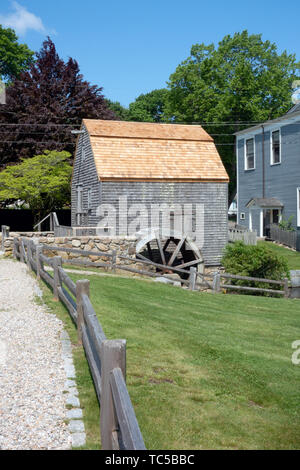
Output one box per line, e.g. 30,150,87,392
1,0,300,106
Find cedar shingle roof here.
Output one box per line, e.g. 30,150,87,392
83,119,229,182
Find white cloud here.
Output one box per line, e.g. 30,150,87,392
0,2,46,35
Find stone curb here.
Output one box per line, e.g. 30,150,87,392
60,330,86,449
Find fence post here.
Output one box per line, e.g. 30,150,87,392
100,339,126,450
112,250,117,273
26,239,32,270
20,238,24,263
284,278,289,298
36,245,43,280
76,279,90,344
30,239,36,270
189,267,197,291
1,225,9,251
12,238,18,259
52,256,62,301
212,272,221,293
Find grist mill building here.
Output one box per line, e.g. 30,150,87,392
72,119,229,266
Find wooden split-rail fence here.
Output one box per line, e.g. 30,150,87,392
13,236,146,450
8,231,290,298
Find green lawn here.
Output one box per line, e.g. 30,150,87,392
258,241,300,271
42,271,300,450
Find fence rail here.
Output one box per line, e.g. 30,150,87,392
269,224,298,250
41,243,212,290
12,236,146,450
210,271,289,297
33,212,59,232
11,232,290,298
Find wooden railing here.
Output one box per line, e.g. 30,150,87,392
228,228,257,245
28,242,212,291
11,234,290,297
13,237,146,450
54,226,113,237
269,224,298,250
33,212,59,232
211,272,289,297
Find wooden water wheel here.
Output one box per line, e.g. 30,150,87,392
135,229,204,279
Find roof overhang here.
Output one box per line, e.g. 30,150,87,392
99,177,229,183
246,197,284,209
234,111,300,136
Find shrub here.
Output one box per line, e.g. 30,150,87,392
222,242,290,296
278,216,295,232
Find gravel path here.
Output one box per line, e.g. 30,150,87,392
0,259,72,450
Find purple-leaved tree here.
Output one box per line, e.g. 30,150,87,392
0,37,115,167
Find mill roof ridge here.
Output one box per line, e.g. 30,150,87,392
83,119,214,142
79,119,229,182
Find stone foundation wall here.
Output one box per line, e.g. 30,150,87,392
1,233,138,262
1,232,216,277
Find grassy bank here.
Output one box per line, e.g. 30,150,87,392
258,241,300,270
42,270,300,450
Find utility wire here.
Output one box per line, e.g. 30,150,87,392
0,141,76,145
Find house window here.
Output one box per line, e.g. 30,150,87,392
245,138,255,170
271,130,281,165
240,212,245,220
272,209,280,224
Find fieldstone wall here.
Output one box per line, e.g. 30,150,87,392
1,232,215,279
1,232,139,262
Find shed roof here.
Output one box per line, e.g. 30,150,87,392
82,119,229,182
246,197,284,208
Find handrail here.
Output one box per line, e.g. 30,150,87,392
33,212,59,231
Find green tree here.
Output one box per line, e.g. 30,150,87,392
0,150,72,223
165,31,300,201
105,99,130,120
128,89,169,122
0,26,34,81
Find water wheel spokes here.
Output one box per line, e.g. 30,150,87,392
154,232,167,266
135,228,205,279
167,236,186,267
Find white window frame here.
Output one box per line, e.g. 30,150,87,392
244,137,255,170
270,128,281,165
240,212,245,220
297,187,300,227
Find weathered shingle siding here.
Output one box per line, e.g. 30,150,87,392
71,126,101,226
101,181,228,266
237,120,300,231
72,128,228,265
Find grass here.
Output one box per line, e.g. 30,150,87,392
41,269,300,450
259,241,300,271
